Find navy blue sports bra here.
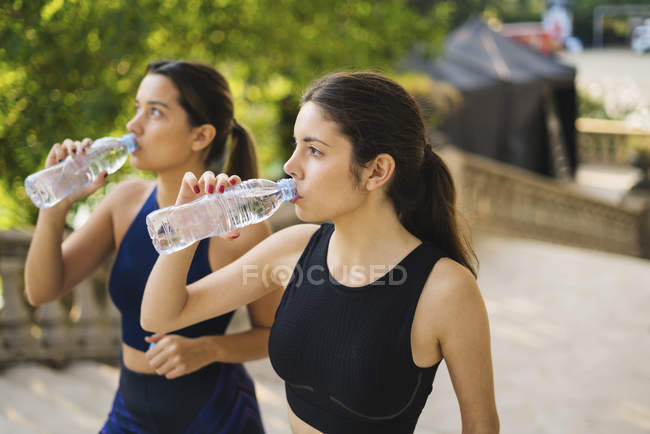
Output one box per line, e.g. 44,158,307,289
109,186,234,352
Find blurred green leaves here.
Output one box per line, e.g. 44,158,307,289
0,0,450,228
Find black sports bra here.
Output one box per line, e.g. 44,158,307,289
269,224,443,433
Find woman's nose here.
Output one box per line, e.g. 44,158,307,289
126,112,143,135
283,150,302,179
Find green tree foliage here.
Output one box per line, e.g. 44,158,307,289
572,0,650,45
0,0,451,228
485,0,543,23
414,0,543,28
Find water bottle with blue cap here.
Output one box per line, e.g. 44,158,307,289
146,178,297,255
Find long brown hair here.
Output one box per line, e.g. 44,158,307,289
302,72,477,276
146,60,259,180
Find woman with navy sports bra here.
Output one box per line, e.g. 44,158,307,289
142,72,500,433
24,60,281,433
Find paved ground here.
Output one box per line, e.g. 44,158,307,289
1,233,649,433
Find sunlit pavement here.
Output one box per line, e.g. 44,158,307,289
1,233,649,433
560,48,650,102
417,234,650,434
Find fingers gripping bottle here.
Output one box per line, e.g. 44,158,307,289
24,134,138,208
146,178,297,254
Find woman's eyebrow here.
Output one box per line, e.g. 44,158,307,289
148,100,170,108
303,136,331,147
134,99,170,108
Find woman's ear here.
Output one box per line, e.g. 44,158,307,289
364,153,395,191
191,124,217,151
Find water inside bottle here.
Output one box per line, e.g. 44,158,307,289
148,186,283,254
24,156,90,208
25,141,130,209
88,144,130,176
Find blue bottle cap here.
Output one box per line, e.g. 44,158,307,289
277,178,297,202
120,133,138,153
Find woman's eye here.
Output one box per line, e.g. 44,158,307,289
308,146,323,157
150,107,162,116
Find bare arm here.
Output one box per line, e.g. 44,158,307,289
200,286,283,364
24,200,114,305
141,223,318,334
24,139,118,305
427,259,499,433
200,220,283,363
141,285,283,379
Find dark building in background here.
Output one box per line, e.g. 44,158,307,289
408,19,577,177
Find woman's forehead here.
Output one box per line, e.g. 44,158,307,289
295,102,339,135
136,74,180,104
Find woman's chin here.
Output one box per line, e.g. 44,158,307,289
293,204,326,224
293,204,311,222
129,156,148,171
129,156,141,169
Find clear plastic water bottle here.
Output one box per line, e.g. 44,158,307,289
25,134,137,209
146,178,297,254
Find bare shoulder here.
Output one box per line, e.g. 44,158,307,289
102,179,154,243
208,221,272,269
209,223,320,273
273,223,321,240
209,223,319,268
264,223,320,256
247,223,320,265
429,258,478,293
103,178,153,207
422,257,484,320
247,223,320,280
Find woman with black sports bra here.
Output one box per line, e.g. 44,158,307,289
142,71,500,433
24,60,280,433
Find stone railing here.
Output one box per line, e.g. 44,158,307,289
0,230,121,365
0,204,301,365
576,117,650,165
441,146,650,258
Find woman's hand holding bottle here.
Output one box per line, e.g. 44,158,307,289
147,172,294,254
42,138,108,210
27,133,135,209
176,171,242,240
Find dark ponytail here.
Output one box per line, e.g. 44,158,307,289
404,146,476,276
302,72,477,276
146,60,259,180
223,120,259,180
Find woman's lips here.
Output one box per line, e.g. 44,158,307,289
290,195,301,204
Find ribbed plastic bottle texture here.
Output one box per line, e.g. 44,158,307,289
24,134,137,209
146,178,297,255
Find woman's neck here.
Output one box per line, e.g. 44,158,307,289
155,161,207,208
329,193,420,269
